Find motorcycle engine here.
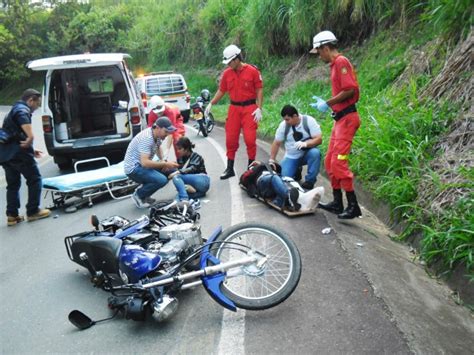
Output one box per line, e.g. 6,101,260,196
157,223,202,264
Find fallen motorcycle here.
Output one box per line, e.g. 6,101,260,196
65,201,301,329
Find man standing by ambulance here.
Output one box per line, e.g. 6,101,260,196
205,45,263,179
310,31,362,219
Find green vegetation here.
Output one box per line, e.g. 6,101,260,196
0,1,472,282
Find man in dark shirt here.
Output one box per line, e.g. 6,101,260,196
2,89,51,226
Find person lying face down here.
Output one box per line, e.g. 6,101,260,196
241,160,324,212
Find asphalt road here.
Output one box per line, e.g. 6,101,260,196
0,105,472,354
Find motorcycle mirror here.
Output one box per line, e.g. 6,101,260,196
68,310,95,330
90,215,99,230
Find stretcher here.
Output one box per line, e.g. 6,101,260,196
42,157,138,213
239,184,320,217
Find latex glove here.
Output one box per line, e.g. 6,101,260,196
294,141,308,150
252,107,263,122
310,95,329,113
204,103,212,117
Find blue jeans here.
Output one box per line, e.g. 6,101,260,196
281,148,321,184
3,154,42,217
172,173,210,201
127,166,168,200
256,174,288,207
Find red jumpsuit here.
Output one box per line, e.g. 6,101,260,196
148,104,185,157
325,54,361,192
219,64,263,160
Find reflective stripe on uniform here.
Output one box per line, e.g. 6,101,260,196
337,154,349,160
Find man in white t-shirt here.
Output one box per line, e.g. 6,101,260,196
269,105,322,189
124,117,179,208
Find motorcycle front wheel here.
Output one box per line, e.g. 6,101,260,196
198,119,208,137
206,113,215,133
210,222,301,310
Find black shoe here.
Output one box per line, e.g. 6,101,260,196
337,191,362,219
338,203,362,219
220,159,235,180
301,181,314,190
287,187,301,211
317,189,343,214
220,168,235,180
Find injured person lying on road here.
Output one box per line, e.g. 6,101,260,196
240,161,324,214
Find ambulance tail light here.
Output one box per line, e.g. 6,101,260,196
130,107,141,125
42,115,52,133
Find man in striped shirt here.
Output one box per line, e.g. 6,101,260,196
124,117,179,208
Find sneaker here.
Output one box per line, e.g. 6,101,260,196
298,186,325,211
27,209,51,222
132,192,150,209
185,184,197,194
190,198,201,210
7,215,25,226
176,200,190,209
301,181,315,190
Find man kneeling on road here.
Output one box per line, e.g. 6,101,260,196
269,105,322,190
124,117,179,208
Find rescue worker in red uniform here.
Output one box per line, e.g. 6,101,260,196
147,96,186,159
205,45,263,180
310,31,362,219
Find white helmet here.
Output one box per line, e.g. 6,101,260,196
310,31,337,53
149,95,165,114
222,44,241,64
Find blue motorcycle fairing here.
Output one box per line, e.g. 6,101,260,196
114,216,150,240
119,245,162,283
199,226,237,312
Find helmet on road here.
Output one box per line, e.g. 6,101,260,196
222,45,241,64
149,95,165,114
200,89,210,101
310,31,337,53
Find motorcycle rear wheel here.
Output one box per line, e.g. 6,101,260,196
210,222,301,310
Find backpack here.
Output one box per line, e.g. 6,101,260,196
284,115,311,142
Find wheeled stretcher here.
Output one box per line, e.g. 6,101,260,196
42,157,137,213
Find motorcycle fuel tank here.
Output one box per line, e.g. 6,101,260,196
119,245,162,283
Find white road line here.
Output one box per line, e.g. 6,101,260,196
188,125,246,355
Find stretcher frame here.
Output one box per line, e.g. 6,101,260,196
239,184,317,217
42,157,138,213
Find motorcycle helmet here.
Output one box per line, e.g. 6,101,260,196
149,95,165,114
200,89,210,101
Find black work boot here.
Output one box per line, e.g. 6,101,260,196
338,191,362,219
317,189,344,214
248,159,255,167
220,159,235,180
